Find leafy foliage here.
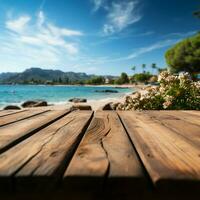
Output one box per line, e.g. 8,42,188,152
131,72,152,83
85,76,105,85
165,33,200,74
115,72,129,84
117,71,200,110
194,10,200,18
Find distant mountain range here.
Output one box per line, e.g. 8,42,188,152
0,68,116,84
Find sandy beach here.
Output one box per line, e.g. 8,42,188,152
25,84,142,111
0,84,147,111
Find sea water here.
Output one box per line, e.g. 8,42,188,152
0,85,133,108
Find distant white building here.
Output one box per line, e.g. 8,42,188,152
104,76,117,84
105,77,110,84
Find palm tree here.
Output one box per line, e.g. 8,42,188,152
158,67,167,74
194,10,200,19
142,64,146,73
151,63,157,74
131,66,136,74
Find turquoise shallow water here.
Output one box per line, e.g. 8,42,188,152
0,85,133,108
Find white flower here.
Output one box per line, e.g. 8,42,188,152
163,101,172,109
178,72,191,80
165,95,174,102
158,71,170,82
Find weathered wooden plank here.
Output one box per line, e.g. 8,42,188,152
64,111,147,198
147,110,200,126
181,110,200,117
144,111,200,148
0,109,70,153
175,111,200,126
118,111,200,194
64,111,109,195
0,109,49,127
0,111,93,192
0,110,26,117
102,112,148,198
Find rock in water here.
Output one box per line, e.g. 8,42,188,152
95,90,118,93
114,87,129,89
4,105,21,110
101,102,121,110
33,101,48,107
68,98,87,103
112,102,121,110
72,105,92,110
21,100,48,108
101,103,113,110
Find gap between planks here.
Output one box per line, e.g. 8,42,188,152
0,110,93,193
142,111,200,149
64,111,147,198
0,109,50,127
0,109,71,154
0,110,27,118
118,111,200,196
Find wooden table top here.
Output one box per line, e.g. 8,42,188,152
0,109,199,200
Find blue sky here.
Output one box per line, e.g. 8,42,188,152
0,0,199,75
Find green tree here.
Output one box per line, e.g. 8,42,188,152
133,72,151,83
115,72,129,85
142,64,146,73
120,72,129,84
64,77,69,84
194,10,200,18
31,78,35,83
131,66,136,74
151,63,157,74
58,77,63,83
165,33,200,74
87,76,105,85
158,68,167,73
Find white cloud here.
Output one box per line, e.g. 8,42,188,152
92,30,155,46
0,11,85,72
77,32,193,69
56,38,177,72
91,0,105,12
163,31,197,38
39,0,46,11
87,39,179,64
3,11,83,59
20,35,44,46
6,15,30,33
47,24,83,37
37,11,45,27
103,1,141,35
126,39,178,59
103,24,115,35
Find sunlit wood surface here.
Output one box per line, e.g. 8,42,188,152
0,109,199,200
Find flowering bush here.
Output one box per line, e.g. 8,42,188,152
117,71,200,110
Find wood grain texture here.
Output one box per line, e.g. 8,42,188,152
0,110,199,199
64,111,146,198
0,109,49,127
0,109,70,153
0,110,26,117
118,111,200,194
0,111,93,192
181,110,200,117
144,111,200,148
147,110,200,126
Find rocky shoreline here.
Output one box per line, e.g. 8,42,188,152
2,84,146,111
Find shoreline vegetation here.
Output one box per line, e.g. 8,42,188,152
1,74,199,111
2,71,199,111
1,84,139,111
1,33,200,111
